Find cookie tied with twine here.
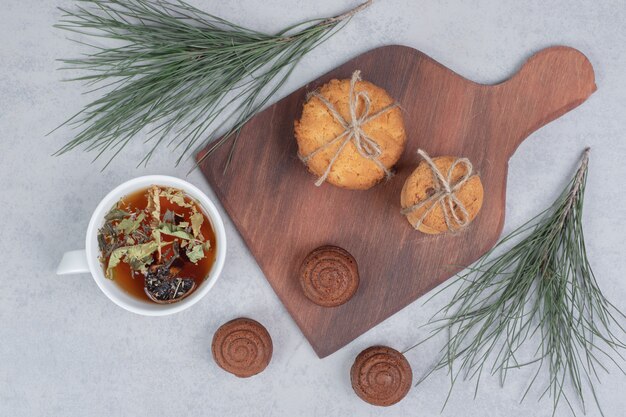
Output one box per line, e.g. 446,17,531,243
400,149,484,234
295,71,406,190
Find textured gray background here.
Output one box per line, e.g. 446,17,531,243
1,1,625,416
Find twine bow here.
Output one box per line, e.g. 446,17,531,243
401,149,474,232
299,70,399,186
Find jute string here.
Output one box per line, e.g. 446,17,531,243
401,149,474,231
299,70,399,186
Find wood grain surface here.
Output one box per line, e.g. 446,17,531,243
197,45,596,358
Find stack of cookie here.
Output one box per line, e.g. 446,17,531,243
295,72,406,190
294,71,484,236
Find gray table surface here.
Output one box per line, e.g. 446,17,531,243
2,1,625,416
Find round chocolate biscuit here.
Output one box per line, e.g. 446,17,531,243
350,346,412,406
299,245,359,307
211,318,273,378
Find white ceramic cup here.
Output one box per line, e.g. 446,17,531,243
56,175,227,316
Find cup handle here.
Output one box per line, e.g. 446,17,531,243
57,249,90,275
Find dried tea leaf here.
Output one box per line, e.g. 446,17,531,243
106,241,159,278
129,255,153,274
178,221,189,228
186,243,205,264
97,233,108,253
162,209,176,224
104,209,131,221
132,227,150,244
157,223,197,242
161,188,192,208
98,221,122,260
116,212,145,235
190,212,204,238
106,248,126,279
125,241,159,265
146,185,161,222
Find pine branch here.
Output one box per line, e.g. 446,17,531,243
50,0,372,169
407,148,626,416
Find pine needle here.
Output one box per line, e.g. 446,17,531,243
50,0,373,169
407,148,626,416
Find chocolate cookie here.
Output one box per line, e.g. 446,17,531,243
299,245,359,307
295,75,406,190
350,346,412,406
211,318,273,378
401,154,484,234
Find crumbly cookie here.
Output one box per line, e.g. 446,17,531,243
401,155,484,234
299,245,359,307
350,346,413,406
295,77,406,190
211,318,273,378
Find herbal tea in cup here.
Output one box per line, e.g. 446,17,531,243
57,175,226,315
98,185,216,304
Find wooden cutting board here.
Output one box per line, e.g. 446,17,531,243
197,45,596,358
